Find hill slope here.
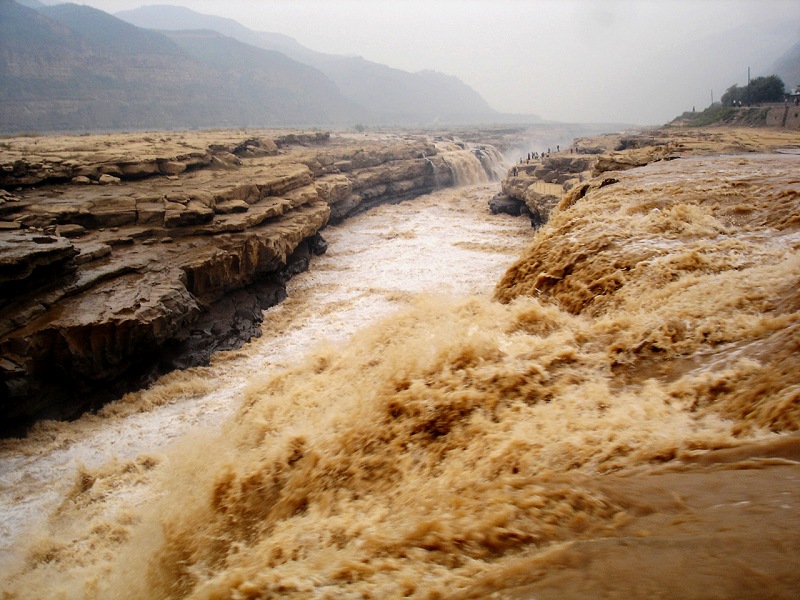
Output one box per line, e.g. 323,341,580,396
117,4,318,65
0,1,363,133
772,40,800,89
162,29,364,125
116,4,501,124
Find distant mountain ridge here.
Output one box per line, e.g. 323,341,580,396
115,4,504,124
42,2,183,57
0,0,509,133
0,0,369,133
117,4,320,65
772,41,800,90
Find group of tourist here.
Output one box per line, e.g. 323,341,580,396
516,144,572,168
510,142,582,177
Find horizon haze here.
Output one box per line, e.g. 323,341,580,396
49,0,800,125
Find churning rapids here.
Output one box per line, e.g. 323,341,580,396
2,148,800,599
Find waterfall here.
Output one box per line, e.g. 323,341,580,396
440,150,488,185
424,156,437,176
473,145,508,180
436,141,508,187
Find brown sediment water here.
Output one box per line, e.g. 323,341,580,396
1,152,800,599
457,441,800,600
0,182,532,594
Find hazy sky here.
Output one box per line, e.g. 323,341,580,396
65,0,800,124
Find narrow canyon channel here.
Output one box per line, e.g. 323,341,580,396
0,181,533,575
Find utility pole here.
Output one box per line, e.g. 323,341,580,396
711,90,714,106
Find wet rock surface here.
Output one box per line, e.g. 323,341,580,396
0,130,495,435
498,127,800,229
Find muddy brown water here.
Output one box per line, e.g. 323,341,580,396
2,152,800,598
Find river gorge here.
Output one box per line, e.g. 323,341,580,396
1,126,800,599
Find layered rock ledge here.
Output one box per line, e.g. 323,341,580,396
0,130,502,435
493,127,800,227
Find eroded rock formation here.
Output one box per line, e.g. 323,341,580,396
0,130,499,434
495,127,800,228
495,154,590,227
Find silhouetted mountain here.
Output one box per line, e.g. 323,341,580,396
0,1,363,133
116,4,503,124
320,57,497,123
162,29,363,124
40,2,183,57
0,0,167,131
116,4,320,66
772,41,800,89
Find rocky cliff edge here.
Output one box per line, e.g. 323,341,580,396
493,127,800,227
0,130,489,435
